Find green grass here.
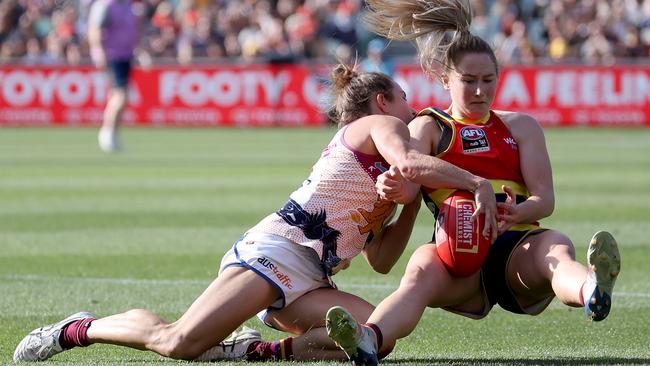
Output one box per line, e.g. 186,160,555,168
1,127,649,366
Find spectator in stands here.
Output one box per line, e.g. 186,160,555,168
3,0,650,65
88,0,139,153
361,38,395,77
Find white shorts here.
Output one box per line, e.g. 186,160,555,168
219,232,334,321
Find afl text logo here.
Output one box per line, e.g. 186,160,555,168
460,126,485,140
460,126,489,154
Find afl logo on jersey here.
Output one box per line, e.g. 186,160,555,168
460,126,486,140
459,126,490,154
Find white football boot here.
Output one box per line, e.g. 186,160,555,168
583,231,621,321
13,311,95,362
194,326,262,361
326,306,378,366
98,128,121,153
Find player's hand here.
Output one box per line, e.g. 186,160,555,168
376,166,411,204
497,185,518,235
472,179,497,243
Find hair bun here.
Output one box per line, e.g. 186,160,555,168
330,64,358,95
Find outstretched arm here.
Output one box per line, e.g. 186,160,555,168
371,116,497,241
370,116,487,191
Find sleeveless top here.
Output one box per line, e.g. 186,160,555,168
89,0,138,61
418,107,539,232
249,125,397,275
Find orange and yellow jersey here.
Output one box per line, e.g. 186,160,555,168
418,107,538,231
249,124,396,275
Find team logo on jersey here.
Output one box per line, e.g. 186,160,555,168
277,199,342,276
352,199,396,242
374,162,388,173
460,126,489,154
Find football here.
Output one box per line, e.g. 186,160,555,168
435,190,491,277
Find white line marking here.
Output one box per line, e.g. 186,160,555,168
2,274,649,297
1,274,396,289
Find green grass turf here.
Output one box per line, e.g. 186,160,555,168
1,127,649,365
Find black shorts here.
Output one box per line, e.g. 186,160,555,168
108,59,132,89
482,228,547,314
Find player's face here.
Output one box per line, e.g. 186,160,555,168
385,83,417,124
444,52,498,120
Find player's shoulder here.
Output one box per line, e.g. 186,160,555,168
351,114,406,131
494,110,541,130
493,110,545,143
408,107,447,130
344,114,408,141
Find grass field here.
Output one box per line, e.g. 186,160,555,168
1,127,649,366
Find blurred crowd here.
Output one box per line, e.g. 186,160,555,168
1,0,650,66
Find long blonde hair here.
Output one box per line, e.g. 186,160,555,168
363,0,498,80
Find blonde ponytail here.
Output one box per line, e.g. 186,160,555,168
363,0,497,79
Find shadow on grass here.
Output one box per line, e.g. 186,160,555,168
382,357,650,365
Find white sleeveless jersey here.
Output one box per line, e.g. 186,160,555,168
248,125,396,275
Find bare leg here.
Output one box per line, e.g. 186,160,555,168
508,229,586,307
265,288,376,361
87,267,278,360
103,88,127,133
366,244,481,354
99,87,128,152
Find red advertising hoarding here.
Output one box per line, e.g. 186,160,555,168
1,64,649,127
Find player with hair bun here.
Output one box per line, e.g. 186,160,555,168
14,63,497,363
325,1,621,365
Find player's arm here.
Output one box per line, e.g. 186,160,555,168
373,115,497,240
500,112,555,223
371,115,491,194
87,2,109,68
362,194,421,274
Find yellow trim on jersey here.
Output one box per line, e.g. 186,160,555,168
416,108,537,232
424,179,538,231
510,223,540,231
417,107,455,123
416,107,457,157
427,180,529,208
490,179,529,196
452,112,490,125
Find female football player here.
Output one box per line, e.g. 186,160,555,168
13,63,497,362
325,1,621,365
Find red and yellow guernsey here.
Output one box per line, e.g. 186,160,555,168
419,107,539,232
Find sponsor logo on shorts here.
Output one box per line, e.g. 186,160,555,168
460,126,489,154
455,200,479,253
257,257,293,289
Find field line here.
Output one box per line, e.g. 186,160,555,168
2,274,396,289
3,274,649,297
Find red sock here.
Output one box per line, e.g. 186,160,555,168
60,318,96,349
246,337,293,361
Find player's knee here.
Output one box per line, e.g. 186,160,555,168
141,320,205,360
162,334,205,360
545,230,576,259
402,264,427,288
402,253,446,289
